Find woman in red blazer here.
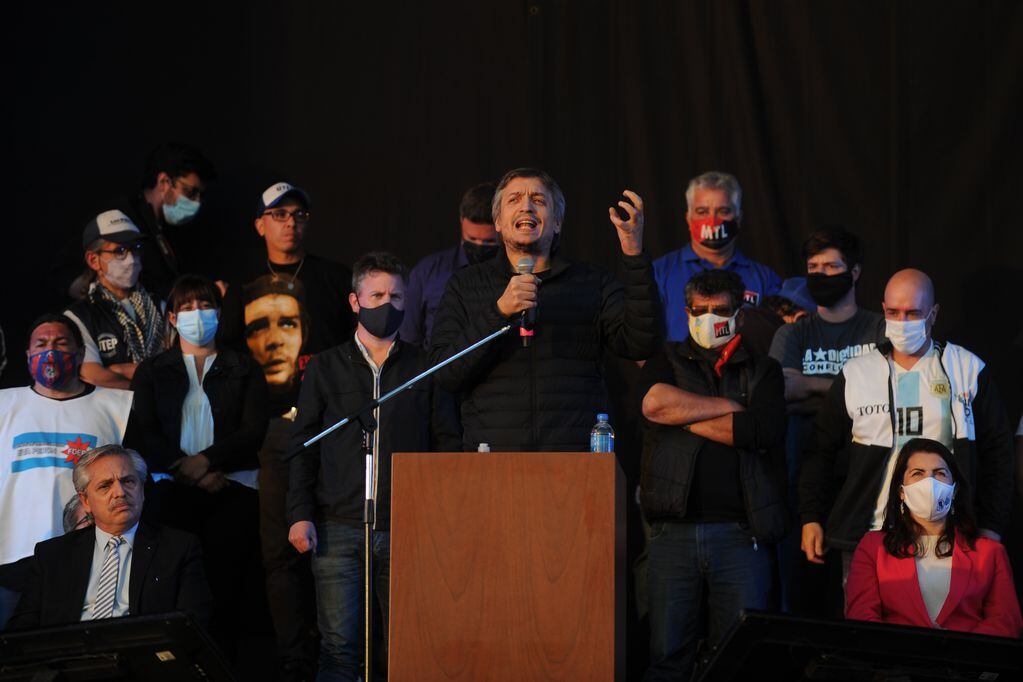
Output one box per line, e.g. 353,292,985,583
847,437,1022,638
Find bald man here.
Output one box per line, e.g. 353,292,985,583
798,268,1013,584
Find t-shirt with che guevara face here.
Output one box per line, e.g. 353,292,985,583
218,255,355,414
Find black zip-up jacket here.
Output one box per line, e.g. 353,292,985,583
799,340,1013,550
128,346,269,473
640,341,789,543
429,251,660,451
285,338,461,530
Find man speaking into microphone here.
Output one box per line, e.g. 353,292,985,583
430,167,660,451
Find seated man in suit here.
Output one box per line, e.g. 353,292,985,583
7,444,211,630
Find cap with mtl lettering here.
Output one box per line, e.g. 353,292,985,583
82,210,144,249
256,182,311,217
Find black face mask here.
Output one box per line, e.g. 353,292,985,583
806,271,855,308
463,241,500,265
358,302,404,339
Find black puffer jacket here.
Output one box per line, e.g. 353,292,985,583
430,251,660,451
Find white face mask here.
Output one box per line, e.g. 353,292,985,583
103,252,141,290
886,315,930,354
902,477,955,523
688,312,737,349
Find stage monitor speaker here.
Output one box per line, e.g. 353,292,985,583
0,611,233,681
697,610,1022,682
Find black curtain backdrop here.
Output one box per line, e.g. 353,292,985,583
8,1,1023,399
7,2,1023,675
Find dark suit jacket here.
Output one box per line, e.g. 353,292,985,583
6,522,211,631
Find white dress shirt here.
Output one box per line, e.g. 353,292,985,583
80,522,138,620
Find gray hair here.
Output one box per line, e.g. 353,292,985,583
685,171,743,217
491,168,566,226
62,495,92,533
72,444,148,493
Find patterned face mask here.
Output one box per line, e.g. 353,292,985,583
28,349,77,389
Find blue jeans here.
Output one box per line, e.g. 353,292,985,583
645,521,774,681
311,521,390,682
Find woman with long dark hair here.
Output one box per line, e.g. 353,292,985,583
846,437,1021,636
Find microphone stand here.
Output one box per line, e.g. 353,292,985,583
355,409,377,682
301,322,516,682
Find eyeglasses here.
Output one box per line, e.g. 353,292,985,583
95,242,144,260
688,305,737,317
173,177,203,201
263,208,311,224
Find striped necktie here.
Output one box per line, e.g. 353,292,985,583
93,535,124,619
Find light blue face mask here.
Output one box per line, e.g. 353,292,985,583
175,308,219,346
162,193,201,225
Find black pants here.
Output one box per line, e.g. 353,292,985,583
144,477,264,661
258,417,319,677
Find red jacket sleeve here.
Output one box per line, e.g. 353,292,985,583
973,541,1023,638
846,532,884,622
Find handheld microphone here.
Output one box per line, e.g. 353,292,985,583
516,256,536,347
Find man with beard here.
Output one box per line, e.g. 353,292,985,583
399,182,499,348
219,181,354,360
64,210,167,390
429,167,660,451
654,171,782,342
0,315,132,621
218,182,354,681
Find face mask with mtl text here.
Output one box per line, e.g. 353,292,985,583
689,216,740,250
688,312,737,349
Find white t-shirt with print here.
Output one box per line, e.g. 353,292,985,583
0,385,132,563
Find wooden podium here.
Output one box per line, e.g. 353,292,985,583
389,452,625,681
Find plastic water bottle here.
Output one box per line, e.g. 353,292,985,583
590,413,614,453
